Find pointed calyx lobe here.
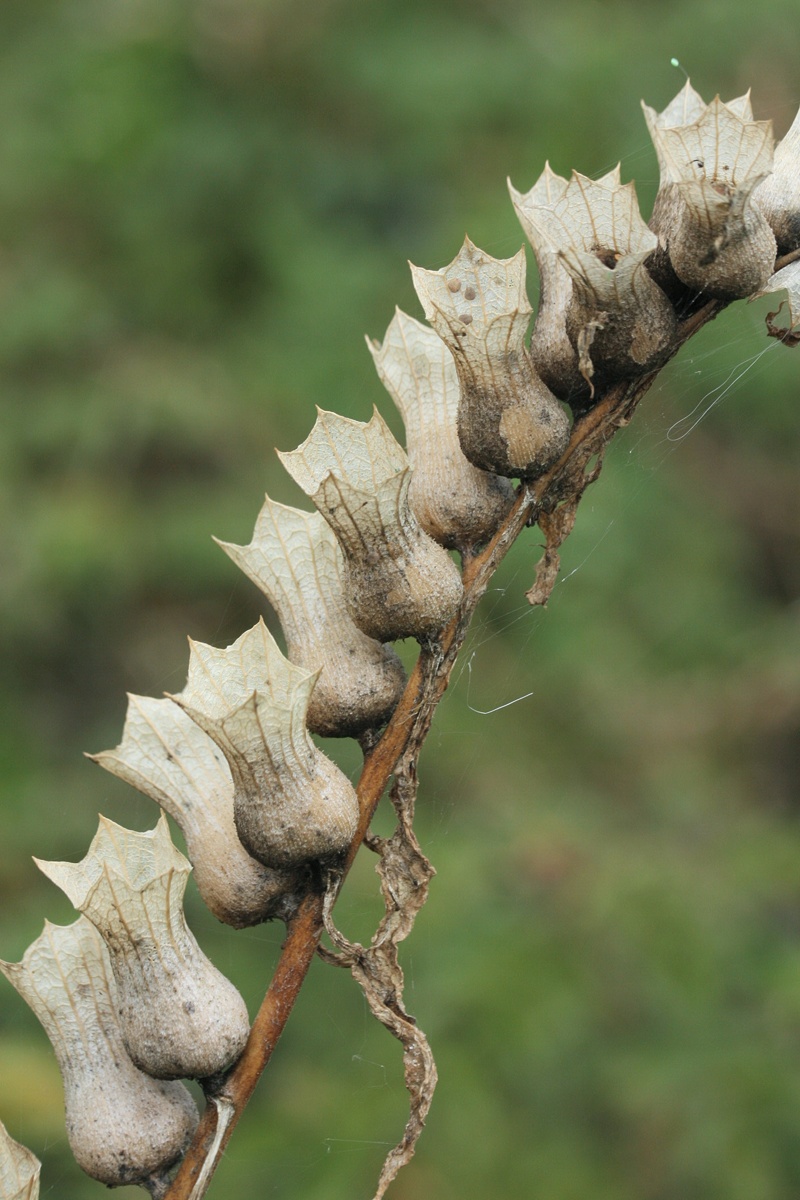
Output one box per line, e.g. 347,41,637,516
278,408,463,642
170,619,360,869
0,1120,40,1200
755,102,800,254
643,82,776,299
411,238,569,477
512,166,677,406
217,499,406,736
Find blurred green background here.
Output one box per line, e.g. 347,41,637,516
0,1,799,1197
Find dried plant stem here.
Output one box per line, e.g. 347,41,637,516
162,290,733,1200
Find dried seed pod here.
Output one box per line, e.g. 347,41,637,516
216,500,406,736
169,619,359,868
755,102,800,254
88,694,298,928
0,918,198,1188
35,816,250,1081
643,83,776,299
0,1120,40,1200
278,409,463,641
512,165,677,404
367,308,513,550
411,238,570,478
509,162,585,406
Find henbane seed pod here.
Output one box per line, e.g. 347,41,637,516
216,499,406,736
35,816,251,1081
278,408,463,642
89,693,299,928
410,238,570,479
643,83,776,299
368,308,513,551
0,1119,40,1200
755,102,800,254
169,619,360,870
0,918,198,1189
511,165,677,407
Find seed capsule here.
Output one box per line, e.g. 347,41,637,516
35,816,251,1081
0,918,198,1188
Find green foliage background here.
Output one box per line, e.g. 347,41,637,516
0,1,799,1197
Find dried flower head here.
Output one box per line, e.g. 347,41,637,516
411,238,570,477
368,309,513,550
755,102,800,254
0,1120,40,1200
89,694,298,927
216,499,406,736
512,165,676,403
169,619,359,868
643,82,776,298
0,918,198,1188
35,816,250,1081
278,408,463,641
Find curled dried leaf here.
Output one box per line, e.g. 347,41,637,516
170,619,359,868
644,85,776,298
89,694,297,927
0,1121,40,1200
368,309,513,550
411,238,570,477
0,918,198,1187
217,500,406,736
35,816,250,1081
278,409,463,641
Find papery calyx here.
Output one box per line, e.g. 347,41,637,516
89,694,298,928
643,82,776,298
0,917,198,1188
35,815,251,1081
411,238,570,477
170,618,360,868
216,499,406,736
278,408,463,642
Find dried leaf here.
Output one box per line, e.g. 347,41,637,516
279,409,463,642
217,499,405,736
171,618,359,868
322,763,436,1200
754,259,800,345
411,238,570,477
35,816,250,1081
0,1121,40,1200
0,918,197,1188
368,309,513,549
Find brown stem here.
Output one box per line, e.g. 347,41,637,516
162,294,730,1200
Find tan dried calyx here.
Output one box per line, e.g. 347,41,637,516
278,408,463,641
88,694,298,928
411,238,570,478
368,308,513,550
35,816,250,1081
0,918,198,1189
216,500,406,736
643,82,776,299
0,1120,40,1200
170,619,359,868
754,258,800,345
755,102,800,254
511,165,677,404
